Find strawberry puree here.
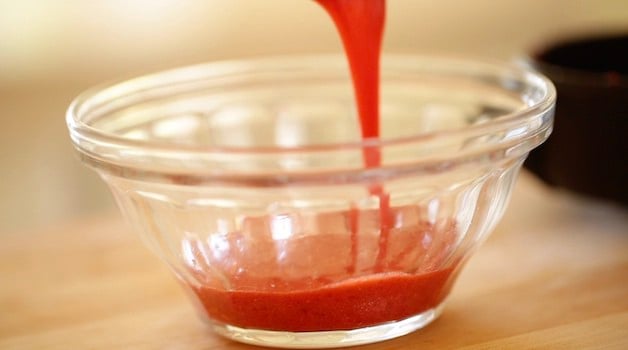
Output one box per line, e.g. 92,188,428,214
185,207,458,331
192,268,454,332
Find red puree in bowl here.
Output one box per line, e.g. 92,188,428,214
186,208,458,331
193,268,454,332
186,0,458,332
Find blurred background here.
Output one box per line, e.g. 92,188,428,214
1,0,627,233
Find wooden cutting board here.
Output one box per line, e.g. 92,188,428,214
1,173,627,349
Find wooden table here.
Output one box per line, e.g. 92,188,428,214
1,173,627,349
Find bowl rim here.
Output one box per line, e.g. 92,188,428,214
66,53,556,181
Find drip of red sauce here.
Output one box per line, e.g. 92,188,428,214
187,0,457,332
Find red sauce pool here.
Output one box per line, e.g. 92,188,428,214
192,268,454,332
185,0,458,332
315,0,385,146
185,207,459,331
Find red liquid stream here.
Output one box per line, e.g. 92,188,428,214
188,0,456,332
316,0,389,273
315,0,385,147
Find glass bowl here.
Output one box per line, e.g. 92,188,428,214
66,54,555,349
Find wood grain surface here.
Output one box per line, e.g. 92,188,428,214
1,173,627,349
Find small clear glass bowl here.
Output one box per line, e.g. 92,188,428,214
66,55,555,349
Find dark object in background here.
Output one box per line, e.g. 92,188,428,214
526,33,628,205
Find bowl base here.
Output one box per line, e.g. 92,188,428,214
209,303,444,349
